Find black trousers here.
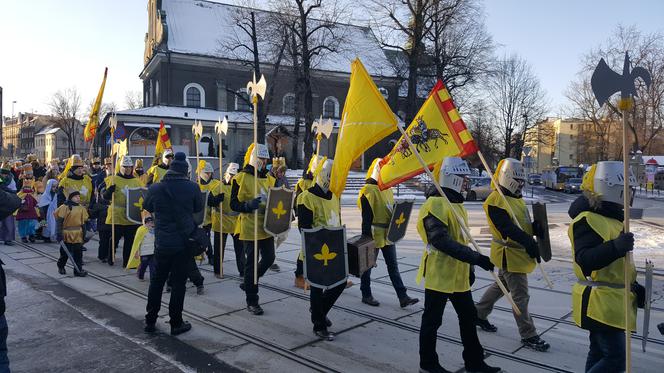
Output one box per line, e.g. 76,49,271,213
243,237,275,306
57,242,83,272
310,282,345,331
213,232,245,276
97,229,112,261
145,249,190,327
110,225,139,267
295,256,304,277
419,289,485,370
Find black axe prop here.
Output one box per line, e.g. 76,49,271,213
591,52,652,106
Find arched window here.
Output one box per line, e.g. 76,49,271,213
183,83,205,108
235,88,251,111
323,96,339,118
282,93,295,115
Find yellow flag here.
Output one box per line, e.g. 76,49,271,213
329,59,397,196
377,80,478,189
85,67,108,142
113,139,128,174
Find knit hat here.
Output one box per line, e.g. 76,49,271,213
68,191,81,200
169,152,189,175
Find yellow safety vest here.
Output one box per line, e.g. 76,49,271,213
297,189,341,260
569,211,636,331
147,165,168,184
483,191,535,274
199,178,220,227
59,175,93,206
416,197,471,293
234,171,274,241
357,184,394,248
295,178,315,196
104,175,144,226
210,182,239,233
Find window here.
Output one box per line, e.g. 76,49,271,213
156,80,160,104
378,87,389,100
183,83,205,108
235,88,252,112
323,96,339,118
569,154,573,160
282,93,295,114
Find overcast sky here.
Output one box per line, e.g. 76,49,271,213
1,0,663,118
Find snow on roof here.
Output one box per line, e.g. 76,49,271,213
35,126,60,136
161,0,397,77
116,105,302,126
642,156,664,165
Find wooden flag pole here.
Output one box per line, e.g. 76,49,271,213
215,117,228,278
476,151,554,289
192,120,203,185
247,73,266,286
620,97,633,372
396,124,521,315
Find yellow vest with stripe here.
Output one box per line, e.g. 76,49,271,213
569,211,636,331
211,182,239,233
104,175,144,226
416,197,471,293
199,178,220,227
60,175,93,206
147,165,167,184
234,171,275,241
483,191,535,273
357,184,394,248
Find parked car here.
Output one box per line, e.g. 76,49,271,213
465,177,492,201
564,178,583,193
528,174,542,185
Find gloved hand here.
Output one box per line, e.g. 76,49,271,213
247,197,261,211
612,232,634,256
106,184,116,194
632,282,646,309
469,266,476,286
532,220,541,236
525,238,541,261
476,254,494,271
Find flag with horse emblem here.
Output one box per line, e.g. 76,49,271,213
377,80,479,190
125,187,148,224
264,186,295,236
193,191,209,227
386,200,414,244
302,226,348,290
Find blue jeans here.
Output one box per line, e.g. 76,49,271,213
360,245,407,300
586,330,625,373
0,314,9,373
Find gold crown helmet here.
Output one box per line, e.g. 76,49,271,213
104,157,113,165
134,159,144,168
71,154,84,168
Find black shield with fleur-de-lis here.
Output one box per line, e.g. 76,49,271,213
125,187,148,224
302,226,348,290
264,186,295,237
193,191,209,227
386,200,414,244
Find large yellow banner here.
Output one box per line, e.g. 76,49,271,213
377,80,478,190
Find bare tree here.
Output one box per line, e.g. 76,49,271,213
572,25,664,154
464,98,501,170
125,90,143,109
50,87,82,155
486,54,548,158
425,0,494,92
274,0,348,168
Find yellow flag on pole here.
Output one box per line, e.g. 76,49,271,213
84,67,108,142
155,120,172,155
329,59,397,196
377,80,478,189
113,139,128,174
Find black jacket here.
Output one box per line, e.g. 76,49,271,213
143,171,204,254
486,187,537,255
0,259,5,316
359,179,377,238
229,165,268,213
422,187,482,266
297,184,332,230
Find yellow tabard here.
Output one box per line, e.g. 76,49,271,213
295,178,314,197
234,171,275,241
416,197,471,293
199,179,220,227
55,204,89,243
297,190,341,260
357,184,394,248
211,182,239,233
569,211,636,331
483,191,535,274
59,175,93,206
147,165,168,184
104,175,144,226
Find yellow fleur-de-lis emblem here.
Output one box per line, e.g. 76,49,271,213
313,243,337,266
395,212,406,228
134,196,144,209
272,200,286,219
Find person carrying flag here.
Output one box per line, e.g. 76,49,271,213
146,149,173,185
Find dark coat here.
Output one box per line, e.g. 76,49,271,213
143,171,203,254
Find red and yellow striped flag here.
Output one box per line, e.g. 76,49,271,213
155,120,172,155
84,67,108,142
377,80,478,189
